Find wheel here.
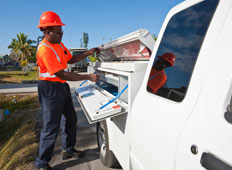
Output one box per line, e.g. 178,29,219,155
97,120,121,168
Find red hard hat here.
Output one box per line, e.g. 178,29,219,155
158,53,176,66
38,11,65,28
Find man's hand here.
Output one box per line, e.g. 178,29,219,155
55,70,99,82
88,47,100,55
68,47,100,64
88,73,99,82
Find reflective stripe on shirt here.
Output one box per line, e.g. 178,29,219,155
59,43,64,51
38,67,68,78
39,71,57,78
37,43,61,62
38,43,68,78
149,72,165,80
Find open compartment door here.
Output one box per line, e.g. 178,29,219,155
98,29,155,61
75,84,128,124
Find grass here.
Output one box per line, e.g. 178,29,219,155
0,93,40,170
0,94,34,112
0,70,39,83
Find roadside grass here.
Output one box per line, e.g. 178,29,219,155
0,70,39,83
0,93,40,170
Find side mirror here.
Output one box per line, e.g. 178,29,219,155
225,96,232,124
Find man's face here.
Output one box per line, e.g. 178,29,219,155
153,58,170,71
45,26,63,44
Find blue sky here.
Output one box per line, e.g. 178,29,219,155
0,0,183,55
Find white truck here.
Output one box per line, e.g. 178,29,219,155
76,0,232,169
68,48,88,72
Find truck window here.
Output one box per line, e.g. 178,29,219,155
147,0,219,102
72,51,85,55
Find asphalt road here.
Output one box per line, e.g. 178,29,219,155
0,81,121,170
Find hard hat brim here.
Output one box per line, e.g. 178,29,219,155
157,55,174,66
37,22,65,28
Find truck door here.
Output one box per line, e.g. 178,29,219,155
129,0,221,169
175,2,232,169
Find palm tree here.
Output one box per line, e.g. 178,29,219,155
83,32,89,48
8,33,36,62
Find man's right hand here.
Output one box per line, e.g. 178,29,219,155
88,74,99,82
88,47,100,55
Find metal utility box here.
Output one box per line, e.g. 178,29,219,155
75,29,155,123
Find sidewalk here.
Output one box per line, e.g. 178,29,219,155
0,81,81,94
0,83,38,94
0,71,88,94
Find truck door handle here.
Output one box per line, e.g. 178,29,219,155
225,110,232,124
200,152,232,170
225,95,232,124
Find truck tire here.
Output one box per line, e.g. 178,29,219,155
97,120,121,168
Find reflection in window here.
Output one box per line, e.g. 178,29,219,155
147,0,219,102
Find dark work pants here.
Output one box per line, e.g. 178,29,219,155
35,80,77,168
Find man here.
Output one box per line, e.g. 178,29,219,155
35,11,99,170
147,53,175,93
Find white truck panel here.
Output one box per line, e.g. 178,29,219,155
89,61,149,72
176,2,232,169
107,67,149,170
129,0,232,170
130,101,182,169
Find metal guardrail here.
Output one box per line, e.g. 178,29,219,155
0,66,21,71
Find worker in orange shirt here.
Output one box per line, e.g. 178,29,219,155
35,11,99,170
147,53,175,93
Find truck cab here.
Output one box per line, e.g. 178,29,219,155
76,0,232,169
68,48,88,72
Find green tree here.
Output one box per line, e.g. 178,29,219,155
83,32,89,48
152,34,158,41
8,33,37,63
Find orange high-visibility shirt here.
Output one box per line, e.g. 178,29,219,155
147,68,167,93
37,39,72,83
